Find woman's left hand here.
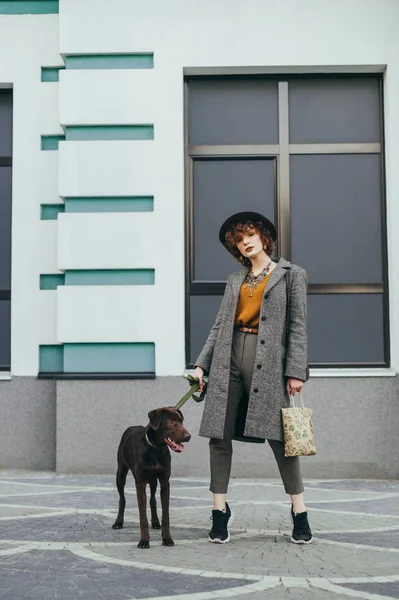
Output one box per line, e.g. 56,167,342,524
286,378,304,396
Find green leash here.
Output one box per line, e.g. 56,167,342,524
175,374,207,410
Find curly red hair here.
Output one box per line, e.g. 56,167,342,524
224,221,275,267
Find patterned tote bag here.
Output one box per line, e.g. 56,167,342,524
281,393,317,457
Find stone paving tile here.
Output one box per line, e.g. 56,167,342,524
307,497,399,516
1,474,399,600
0,549,251,600
319,529,399,549
226,484,377,504
342,581,399,598
0,505,58,518
92,534,399,578
0,475,114,488
0,491,209,511
256,587,341,599
0,512,215,543
306,480,399,493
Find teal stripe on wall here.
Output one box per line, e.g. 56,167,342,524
65,54,153,70
40,274,65,290
40,270,154,287
41,204,65,220
0,1,58,14
41,134,65,150
65,125,154,142
41,66,65,82
63,343,155,373
39,345,63,373
65,269,154,286
64,197,154,213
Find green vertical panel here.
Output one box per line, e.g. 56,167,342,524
40,274,65,289
64,269,155,286
39,345,64,373
63,343,155,373
41,135,65,150
65,54,154,70
41,204,65,220
64,197,154,213
41,66,65,82
0,1,59,14
65,125,154,141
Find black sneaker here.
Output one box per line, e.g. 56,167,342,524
290,505,313,544
208,502,234,543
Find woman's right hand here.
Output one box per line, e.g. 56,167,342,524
193,366,205,391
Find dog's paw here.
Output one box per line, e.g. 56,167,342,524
112,522,123,529
162,538,175,547
137,540,150,549
151,521,161,530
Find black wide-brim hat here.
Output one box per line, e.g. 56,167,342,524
219,211,277,247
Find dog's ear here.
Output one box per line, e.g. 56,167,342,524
176,409,184,421
148,409,163,430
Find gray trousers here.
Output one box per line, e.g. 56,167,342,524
209,331,304,496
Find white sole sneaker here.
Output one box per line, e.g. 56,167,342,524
208,509,234,544
290,508,313,544
290,535,313,545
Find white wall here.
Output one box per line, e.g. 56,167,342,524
57,0,399,375
0,15,60,375
5,1,399,376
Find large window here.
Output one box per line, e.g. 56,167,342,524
185,75,388,369
0,90,12,371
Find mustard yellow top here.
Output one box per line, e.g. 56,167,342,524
234,270,273,329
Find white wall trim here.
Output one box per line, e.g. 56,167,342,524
185,368,397,378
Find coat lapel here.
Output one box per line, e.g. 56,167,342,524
264,258,291,295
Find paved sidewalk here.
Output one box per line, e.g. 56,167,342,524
1,472,399,599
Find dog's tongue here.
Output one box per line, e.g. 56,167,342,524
164,438,184,453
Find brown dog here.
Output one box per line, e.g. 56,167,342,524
112,407,191,548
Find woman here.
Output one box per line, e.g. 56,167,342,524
193,211,312,545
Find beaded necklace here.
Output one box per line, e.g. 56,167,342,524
244,262,272,297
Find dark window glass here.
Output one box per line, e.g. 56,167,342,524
193,158,276,282
0,300,10,369
0,166,12,289
188,79,278,145
190,295,223,365
308,294,385,364
0,90,12,156
291,154,382,284
289,78,380,144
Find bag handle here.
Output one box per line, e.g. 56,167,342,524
289,392,304,409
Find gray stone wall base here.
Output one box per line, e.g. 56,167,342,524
1,376,397,478
56,376,399,479
0,377,56,470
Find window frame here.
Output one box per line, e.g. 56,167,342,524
184,72,389,370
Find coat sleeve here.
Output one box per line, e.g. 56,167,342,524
285,268,308,382
194,275,232,375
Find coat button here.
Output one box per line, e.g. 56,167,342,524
261,316,266,322
264,293,269,299
254,388,259,393
257,364,262,369
260,339,265,345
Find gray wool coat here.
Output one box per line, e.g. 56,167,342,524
195,258,308,442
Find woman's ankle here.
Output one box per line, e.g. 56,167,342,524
213,493,226,511
291,493,306,514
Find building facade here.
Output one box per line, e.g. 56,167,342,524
0,0,398,478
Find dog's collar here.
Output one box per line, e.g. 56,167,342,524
145,432,164,449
